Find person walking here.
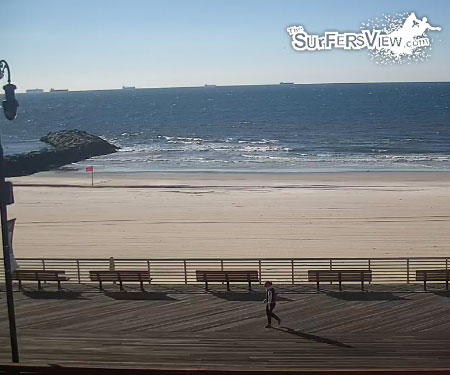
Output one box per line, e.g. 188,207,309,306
263,281,281,328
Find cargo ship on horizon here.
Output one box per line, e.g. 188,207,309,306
26,88,44,93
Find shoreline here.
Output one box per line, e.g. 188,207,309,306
11,170,450,188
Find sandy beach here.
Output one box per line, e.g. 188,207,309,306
7,171,450,259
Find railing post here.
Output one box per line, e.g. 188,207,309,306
291,259,295,285
183,260,187,285
76,260,81,284
329,259,333,285
109,257,116,285
406,258,410,284
258,260,262,285
368,259,371,284
220,259,224,285
42,259,46,285
147,260,151,284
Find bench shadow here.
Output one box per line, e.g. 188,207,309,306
211,291,292,302
433,291,450,298
104,291,176,301
22,291,87,300
148,284,207,294
274,327,353,349
325,291,407,301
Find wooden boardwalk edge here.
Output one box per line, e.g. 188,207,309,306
1,363,450,375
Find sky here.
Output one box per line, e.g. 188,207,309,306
2,0,449,92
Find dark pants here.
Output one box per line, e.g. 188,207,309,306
266,302,280,325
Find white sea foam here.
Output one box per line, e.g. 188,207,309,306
101,134,450,172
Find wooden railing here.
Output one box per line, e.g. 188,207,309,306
0,257,448,285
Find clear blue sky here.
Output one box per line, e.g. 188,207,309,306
3,0,449,91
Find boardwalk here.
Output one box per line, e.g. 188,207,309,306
1,283,450,369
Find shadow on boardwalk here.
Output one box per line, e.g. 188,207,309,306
211,291,292,302
104,291,177,301
274,327,354,349
325,291,407,301
22,291,87,300
433,291,450,298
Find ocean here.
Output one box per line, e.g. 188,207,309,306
2,82,450,172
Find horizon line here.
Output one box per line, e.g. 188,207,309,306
17,80,450,93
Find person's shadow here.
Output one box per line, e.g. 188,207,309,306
211,291,292,302
273,327,353,349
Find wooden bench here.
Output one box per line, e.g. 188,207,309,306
12,270,70,291
416,269,450,291
196,270,259,292
308,270,372,291
89,270,152,291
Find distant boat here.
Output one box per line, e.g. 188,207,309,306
26,88,44,93
280,82,294,85
122,86,136,90
50,88,69,92
204,84,217,88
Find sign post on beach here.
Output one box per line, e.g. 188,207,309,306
86,166,94,186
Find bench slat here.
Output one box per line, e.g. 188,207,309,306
196,270,259,282
308,270,372,282
13,270,69,282
89,270,151,282
416,269,450,281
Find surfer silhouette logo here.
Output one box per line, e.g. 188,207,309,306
385,13,442,56
370,12,441,64
412,16,441,33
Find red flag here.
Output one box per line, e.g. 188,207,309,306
85,166,93,172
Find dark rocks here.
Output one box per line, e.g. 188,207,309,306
40,130,118,153
4,130,119,177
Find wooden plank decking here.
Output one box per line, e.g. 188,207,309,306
1,283,450,370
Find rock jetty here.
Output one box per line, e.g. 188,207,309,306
4,130,119,177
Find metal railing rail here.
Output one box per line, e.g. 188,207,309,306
0,256,448,286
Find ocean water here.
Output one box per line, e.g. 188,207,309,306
2,82,450,172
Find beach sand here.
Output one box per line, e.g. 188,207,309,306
7,171,450,259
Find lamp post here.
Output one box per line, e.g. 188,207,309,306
0,59,20,363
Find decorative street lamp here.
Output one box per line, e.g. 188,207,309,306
0,59,20,363
0,60,19,120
